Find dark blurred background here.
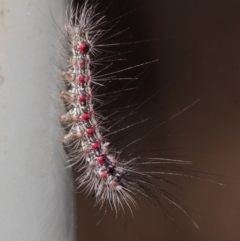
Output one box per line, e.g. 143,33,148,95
73,0,240,240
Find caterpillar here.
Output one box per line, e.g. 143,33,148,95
59,0,215,225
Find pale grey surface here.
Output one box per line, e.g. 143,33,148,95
0,0,75,240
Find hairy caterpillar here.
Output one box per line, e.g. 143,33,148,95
60,0,194,219
59,0,221,228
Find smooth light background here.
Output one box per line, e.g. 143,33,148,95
0,0,75,240
75,1,240,241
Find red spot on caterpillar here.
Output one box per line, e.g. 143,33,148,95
79,94,86,102
77,75,85,83
79,94,91,102
91,142,99,150
91,142,98,150
86,126,95,136
78,42,89,53
99,170,108,178
97,155,104,165
81,112,92,121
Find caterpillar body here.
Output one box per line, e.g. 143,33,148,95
59,1,205,223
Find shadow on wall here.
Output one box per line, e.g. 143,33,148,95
73,0,240,240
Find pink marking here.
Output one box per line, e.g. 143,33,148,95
78,42,86,53
96,155,104,165
78,94,86,102
91,137,101,150
100,170,108,178
77,75,85,83
79,59,85,67
86,126,95,136
91,142,99,150
81,112,91,121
